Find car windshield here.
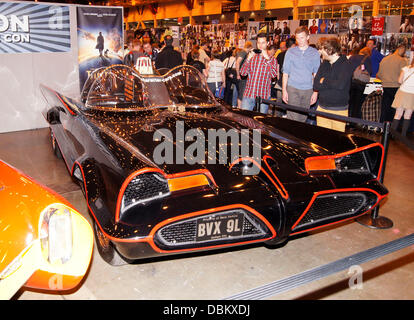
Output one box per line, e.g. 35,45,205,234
84,64,216,110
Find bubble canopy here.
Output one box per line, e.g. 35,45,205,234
82,65,217,111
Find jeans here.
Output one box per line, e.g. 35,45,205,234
241,97,269,114
232,85,238,107
207,82,222,96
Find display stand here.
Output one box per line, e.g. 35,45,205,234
356,121,393,229
254,96,394,230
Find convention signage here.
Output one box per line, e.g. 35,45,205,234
0,2,70,54
76,6,123,91
221,3,240,14
371,17,385,36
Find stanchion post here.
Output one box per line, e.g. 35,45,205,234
255,96,261,113
356,121,393,229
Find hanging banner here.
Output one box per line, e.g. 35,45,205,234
247,21,260,40
171,26,179,39
77,6,123,91
371,17,385,36
222,3,240,14
0,2,70,54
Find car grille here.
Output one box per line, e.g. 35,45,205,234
292,191,378,232
154,209,270,249
122,173,170,212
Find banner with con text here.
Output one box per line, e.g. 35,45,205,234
0,1,70,54
76,6,123,91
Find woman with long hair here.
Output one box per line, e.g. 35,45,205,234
391,57,414,136
205,49,226,96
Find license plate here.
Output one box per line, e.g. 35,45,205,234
196,212,244,242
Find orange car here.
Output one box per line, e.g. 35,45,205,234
0,160,93,299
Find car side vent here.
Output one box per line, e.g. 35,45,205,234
336,152,370,173
292,191,378,232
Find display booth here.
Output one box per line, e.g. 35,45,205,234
177,15,413,60
0,1,124,134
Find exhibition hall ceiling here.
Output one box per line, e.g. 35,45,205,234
28,0,230,7
29,0,192,5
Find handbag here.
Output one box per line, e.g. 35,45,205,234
353,55,371,84
239,52,248,80
215,85,225,99
225,58,237,84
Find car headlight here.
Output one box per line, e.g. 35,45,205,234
117,169,216,222
39,204,73,264
305,144,383,177
121,172,171,215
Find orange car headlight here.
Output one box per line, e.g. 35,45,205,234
168,174,210,192
305,158,337,173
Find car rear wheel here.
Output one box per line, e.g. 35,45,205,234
93,220,131,266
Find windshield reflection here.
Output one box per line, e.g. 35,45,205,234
84,65,216,111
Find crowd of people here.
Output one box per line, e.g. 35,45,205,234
122,27,414,137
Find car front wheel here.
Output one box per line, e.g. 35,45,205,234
93,220,132,266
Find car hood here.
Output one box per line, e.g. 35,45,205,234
86,107,376,186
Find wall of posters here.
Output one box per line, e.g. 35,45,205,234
274,20,291,36
247,21,260,40
0,1,71,54
77,6,123,90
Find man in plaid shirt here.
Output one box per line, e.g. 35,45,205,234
240,33,278,114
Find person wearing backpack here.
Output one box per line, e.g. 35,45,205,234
223,48,238,106
235,41,253,108
348,47,373,124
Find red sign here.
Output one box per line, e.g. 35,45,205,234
371,17,385,36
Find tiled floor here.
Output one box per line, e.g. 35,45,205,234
1,127,414,300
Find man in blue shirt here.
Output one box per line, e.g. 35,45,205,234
366,39,384,78
282,26,321,122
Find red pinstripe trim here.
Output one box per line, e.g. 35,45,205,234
290,187,388,235
73,160,276,253
304,143,384,179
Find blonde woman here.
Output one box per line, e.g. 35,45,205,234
205,49,226,96
391,57,414,136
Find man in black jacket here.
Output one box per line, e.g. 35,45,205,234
313,37,353,132
155,35,183,70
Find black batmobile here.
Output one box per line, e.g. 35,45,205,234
40,65,388,265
